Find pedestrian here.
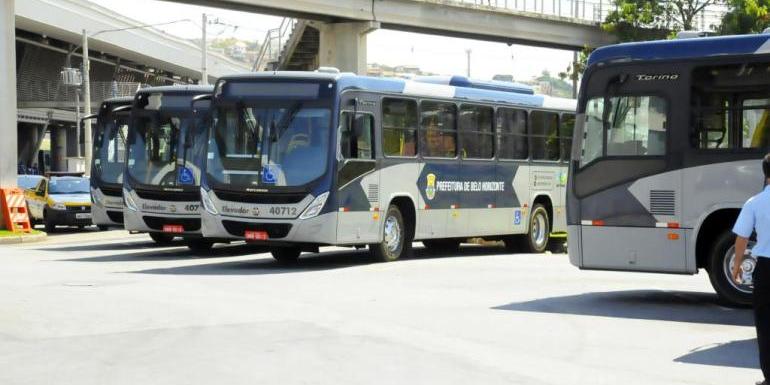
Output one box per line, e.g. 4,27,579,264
733,153,770,385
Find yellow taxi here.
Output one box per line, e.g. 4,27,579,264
25,174,93,232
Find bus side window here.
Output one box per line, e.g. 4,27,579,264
560,114,575,161
420,101,457,158
498,108,528,160
531,111,560,161
459,105,494,159
382,98,418,157
339,112,374,160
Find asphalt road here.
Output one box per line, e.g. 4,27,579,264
0,230,759,385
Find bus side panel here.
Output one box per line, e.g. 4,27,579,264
508,163,530,235
579,170,687,272
336,165,381,244
582,226,686,272
379,162,420,239
529,165,558,230
458,160,502,236
416,161,452,239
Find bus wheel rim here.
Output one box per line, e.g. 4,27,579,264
532,212,547,248
723,243,756,294
384,215,401,253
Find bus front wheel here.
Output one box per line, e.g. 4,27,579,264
271,247,301,264
149,232,175,245
370,204,410,262
708,230,753,307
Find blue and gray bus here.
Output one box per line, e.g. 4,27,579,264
201,71,575,262
122,85,214,249
567,33,770,306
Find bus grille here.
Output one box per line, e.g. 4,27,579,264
135,189,200,202
106,210,123,224
142,216,201,232
650,190,676,216
221,221,292,239
213,189,307,204
101,186,122,197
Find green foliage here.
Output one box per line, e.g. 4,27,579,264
717,0,770,34
602,0,671,41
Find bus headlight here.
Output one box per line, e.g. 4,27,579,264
124,191,138,212
299,192,329,220
51,202,66,211
90,187,103,205
201,188,219,215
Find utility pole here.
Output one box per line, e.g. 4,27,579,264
81,29,93,176
572,50,578,99
465,49,471,77
201,13,208,85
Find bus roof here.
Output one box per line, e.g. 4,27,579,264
587,33,770,66
219,72,575,111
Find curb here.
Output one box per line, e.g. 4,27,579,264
0,232,47,245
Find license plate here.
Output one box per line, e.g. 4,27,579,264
162,224,184,233
75,213,92,220
244,230,268,241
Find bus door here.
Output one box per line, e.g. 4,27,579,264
336,94,380,244
574,92,686,272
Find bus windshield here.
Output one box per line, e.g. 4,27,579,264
206,101,331,188
93,116,128,185
127,110,207,188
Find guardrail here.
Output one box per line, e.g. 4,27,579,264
457,0,727,30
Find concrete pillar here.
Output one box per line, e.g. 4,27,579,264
317,21,379,75
0,0,17,187
52,126,67,172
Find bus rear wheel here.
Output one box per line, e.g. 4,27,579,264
149,232,175,245
271,247,301,264
525,204,550,253
708,230,753,307
370,204,410,262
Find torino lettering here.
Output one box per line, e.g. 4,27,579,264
635,74,679,81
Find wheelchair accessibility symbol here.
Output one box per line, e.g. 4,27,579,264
262,165,278,184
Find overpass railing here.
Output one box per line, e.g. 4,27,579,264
458,0,727,30
17,81,143,106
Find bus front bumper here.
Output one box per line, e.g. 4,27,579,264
124,208,203,238
201,211,338,245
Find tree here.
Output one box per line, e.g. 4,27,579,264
717,0,770,34
602,0,721,42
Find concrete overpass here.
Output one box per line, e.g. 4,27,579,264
166,0,615,51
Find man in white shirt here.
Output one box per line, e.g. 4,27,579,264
733,154,770,385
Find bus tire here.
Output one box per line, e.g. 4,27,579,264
370,204,409,262
43,210,55,233
422,239,461,252
187,239,214,252
97,225,110,231
149,232,175,245
708,230,753,307
271,247,301,264
525,204,550,253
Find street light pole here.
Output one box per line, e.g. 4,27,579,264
201,13,208,85
81,29,93,176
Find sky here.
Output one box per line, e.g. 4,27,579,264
92,0,575,82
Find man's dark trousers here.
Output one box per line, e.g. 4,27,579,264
755,257,770,381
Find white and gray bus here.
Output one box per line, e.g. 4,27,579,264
87,97,133,230
122,85,215,249
200,72,575,262
567,33,770,306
